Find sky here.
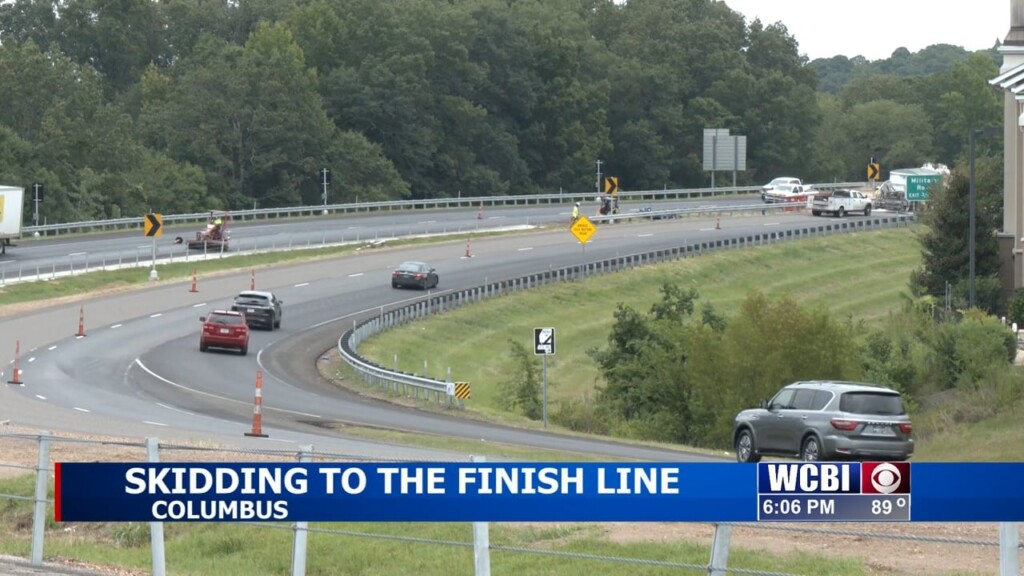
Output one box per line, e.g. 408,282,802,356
723,0,1010,61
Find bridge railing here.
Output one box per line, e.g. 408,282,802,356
337,213,914,402
20,182,866,237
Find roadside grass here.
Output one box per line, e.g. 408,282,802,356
327,424,627,461
355,228,923,424
0,476,868,575
912,409,1024,461
319,355,727,459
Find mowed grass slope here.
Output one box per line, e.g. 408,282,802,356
359,227,923,421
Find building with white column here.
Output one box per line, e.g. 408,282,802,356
990,0,1024,303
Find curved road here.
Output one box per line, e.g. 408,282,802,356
0,206,879,461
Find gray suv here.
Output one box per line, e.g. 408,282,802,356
732,381,913,463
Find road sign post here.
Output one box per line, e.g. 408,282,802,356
534,328,555,428
144,213,163,281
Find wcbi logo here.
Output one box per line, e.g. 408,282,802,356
758,462,911,494
759,463,860,494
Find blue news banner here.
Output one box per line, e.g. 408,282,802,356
54,462,1024,523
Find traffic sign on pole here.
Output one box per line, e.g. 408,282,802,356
570,216,596,244
144,213,163,237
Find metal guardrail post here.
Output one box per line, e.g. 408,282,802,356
146,437,167,576
471,455,491,576
292,445,313,576
707,523,731,576
999,522,1019,576
30,430,51,565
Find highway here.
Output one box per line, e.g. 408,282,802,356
0,198,758,280
0,201,869,462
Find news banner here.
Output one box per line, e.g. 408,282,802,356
53,462,1024,523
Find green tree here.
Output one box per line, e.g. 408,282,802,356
911,164,1002,312
501,339,542,420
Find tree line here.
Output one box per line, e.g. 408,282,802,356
0,0,1005,223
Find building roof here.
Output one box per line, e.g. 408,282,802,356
990,61,1024,100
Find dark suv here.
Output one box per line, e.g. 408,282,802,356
732,381,913,463
230,290,283,331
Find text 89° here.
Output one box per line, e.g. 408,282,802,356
872,497,909,515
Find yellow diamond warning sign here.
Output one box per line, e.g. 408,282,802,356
570,215,596,244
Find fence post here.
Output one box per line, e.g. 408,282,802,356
707,523,731,576
146,437,167,576
291,445,313,576
30,431,51,565
471,455,491,576
999,522,1019,576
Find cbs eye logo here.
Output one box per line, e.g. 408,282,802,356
861,462,911,494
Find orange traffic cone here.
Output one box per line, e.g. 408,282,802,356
189,269,199,293
250,269,256,290
245,369,268,438
76,306,86,337
715,217,721,230
464,238,472,258
7,340,23,385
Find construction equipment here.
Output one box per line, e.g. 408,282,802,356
175,210,230,251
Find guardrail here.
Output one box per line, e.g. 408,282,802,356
19,182,867,237
1,200,828,287
338,213,915,403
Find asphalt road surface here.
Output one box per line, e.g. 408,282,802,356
0,207,873,463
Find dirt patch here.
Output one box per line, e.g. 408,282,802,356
509,521,1005,576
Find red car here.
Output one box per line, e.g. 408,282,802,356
199,310,250,355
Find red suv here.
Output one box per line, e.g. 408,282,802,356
199,310,250,355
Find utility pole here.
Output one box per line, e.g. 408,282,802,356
31,183,43,228
320,168,331,215
969,127,999,309
595,159,603,194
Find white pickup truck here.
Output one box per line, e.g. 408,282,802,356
811,189,872,217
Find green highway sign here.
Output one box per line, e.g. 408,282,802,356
906,175,941,202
